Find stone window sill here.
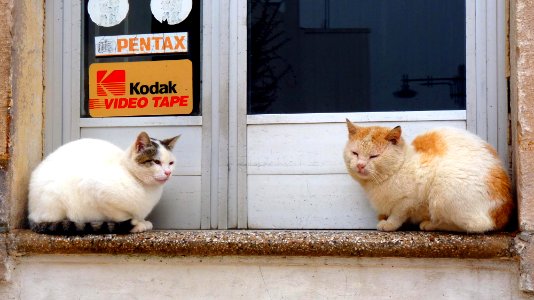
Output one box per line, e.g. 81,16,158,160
5,229,517,259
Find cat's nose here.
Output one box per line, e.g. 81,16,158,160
357,162,366,171
164,170,172,176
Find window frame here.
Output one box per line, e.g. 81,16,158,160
45,0,215,229
234,0,509,228
44,0,508,229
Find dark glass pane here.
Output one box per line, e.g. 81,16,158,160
81,1,201,117
248,0,466,114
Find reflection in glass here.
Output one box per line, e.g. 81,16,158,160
248,0,466,114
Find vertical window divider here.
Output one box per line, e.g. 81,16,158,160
227,0,248,229
471,0,508,167
475,1,489,141
45,0,82,155
201,0,214,229
213,1,230,229
466,0,477,134
236,0,248,229
66,1,81,143
228,0,239,229
44,0,64,155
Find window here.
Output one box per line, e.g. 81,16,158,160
248,0,466,114
242,0,506,229
47,1,506,230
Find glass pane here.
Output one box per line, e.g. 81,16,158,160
248,0,466,114
81,0,201,117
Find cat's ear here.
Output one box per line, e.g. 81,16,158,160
346,118,359,136
135,132,151,153
161,135,181,151
385,126,402,145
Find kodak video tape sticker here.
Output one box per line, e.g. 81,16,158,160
89,60,193,117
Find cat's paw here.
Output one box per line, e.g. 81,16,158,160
419,220,437,231
130,220,153,233
377,220,400,232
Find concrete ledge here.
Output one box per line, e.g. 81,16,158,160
7,229,517,259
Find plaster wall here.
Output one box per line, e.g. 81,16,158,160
0,0,11,162
7,0,44,229
0,256,525,299
510,0,534,291
0,0,12,226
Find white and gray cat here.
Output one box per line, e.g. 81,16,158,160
28,131,179,234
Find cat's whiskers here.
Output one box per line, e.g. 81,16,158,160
368,170,384,184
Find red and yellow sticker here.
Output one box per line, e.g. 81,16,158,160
88,60,193,117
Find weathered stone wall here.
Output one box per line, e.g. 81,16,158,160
0,0,11,165
0,256,527,299
511,0,534,294
6,1,44,229
511,0,534,232
0,0,12,226
0,0,531,297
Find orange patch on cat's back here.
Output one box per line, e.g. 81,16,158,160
412,131,447,163
486,165,513,230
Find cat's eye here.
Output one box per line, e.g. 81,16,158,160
169,161,174,165
154,160,161,165
352,151,358,156
370,154,380,159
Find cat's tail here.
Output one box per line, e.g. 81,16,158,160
29,220,134,235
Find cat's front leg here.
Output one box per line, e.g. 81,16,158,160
130,219,153,233
377,219,403,232
377,207,409,232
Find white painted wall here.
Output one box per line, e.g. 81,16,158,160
0,256,526,299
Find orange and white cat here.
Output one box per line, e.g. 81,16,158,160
343,119,513,233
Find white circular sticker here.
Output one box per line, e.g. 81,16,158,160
87,0,129,28
151,0,193,25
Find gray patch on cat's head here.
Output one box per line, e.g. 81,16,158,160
134,132,160,165
135,145,159,165
149,138,160,148
160,135,181,151
133,132,180,165
148,135,180,151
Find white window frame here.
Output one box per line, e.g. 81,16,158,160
45,0,215,229
45,1,508,229
232,0,508,228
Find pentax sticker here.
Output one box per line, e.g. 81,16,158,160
95,32,188,57
88,60,193,117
